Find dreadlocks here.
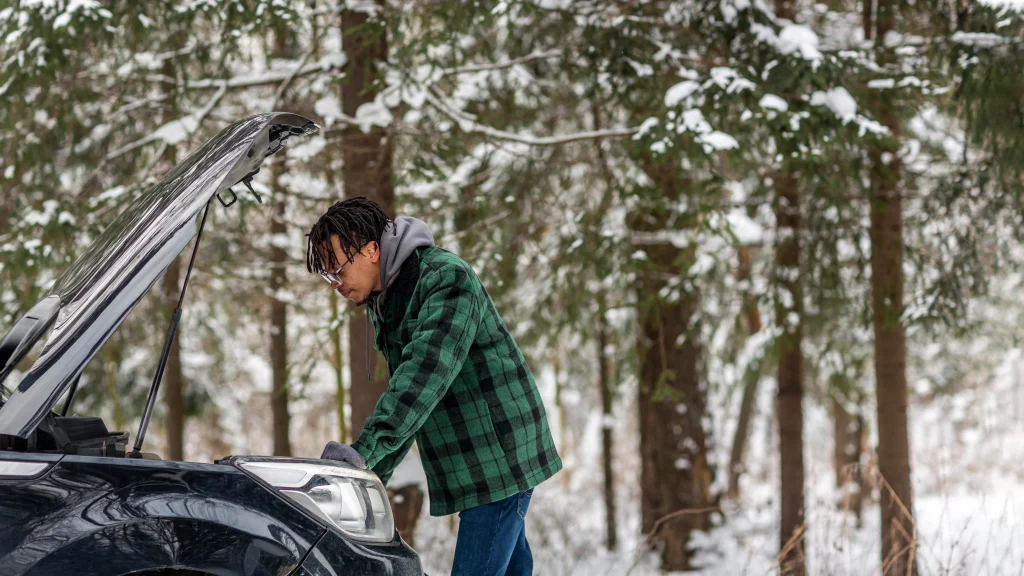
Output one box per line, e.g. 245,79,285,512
306,197,392,275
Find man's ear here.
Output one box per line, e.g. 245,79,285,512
367,241,381,263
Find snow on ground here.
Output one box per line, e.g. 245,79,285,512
409,352,1024,575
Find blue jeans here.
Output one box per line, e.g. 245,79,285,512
451,488,534,576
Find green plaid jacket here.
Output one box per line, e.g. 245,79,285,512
351,246,562,516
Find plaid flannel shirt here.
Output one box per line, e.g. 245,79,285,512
351,246,562,516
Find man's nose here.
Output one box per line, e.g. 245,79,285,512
330,280,343,290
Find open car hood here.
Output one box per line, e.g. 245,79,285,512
0,113,318,438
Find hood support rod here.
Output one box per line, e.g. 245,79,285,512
130,199,212,458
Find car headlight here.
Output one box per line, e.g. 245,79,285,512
238,460,395,543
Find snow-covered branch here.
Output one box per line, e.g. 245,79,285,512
441,50,562,76
144,54,345,91
106,83,227,162
423,89,639,146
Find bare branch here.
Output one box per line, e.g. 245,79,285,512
423,89,639,146
271,48,317,110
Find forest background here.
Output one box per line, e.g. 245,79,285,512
3,0,1024,574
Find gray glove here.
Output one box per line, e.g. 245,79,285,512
320,441,368,469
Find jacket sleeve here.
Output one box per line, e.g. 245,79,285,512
371,436,416,487
352,263,481,478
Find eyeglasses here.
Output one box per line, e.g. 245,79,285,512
319,253,355,285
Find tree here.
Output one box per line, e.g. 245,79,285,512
340,6,393,438
866,0,917,571
727,243,765,501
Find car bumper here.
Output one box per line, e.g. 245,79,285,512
294,528,423,576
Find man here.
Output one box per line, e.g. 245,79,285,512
305,197,562,576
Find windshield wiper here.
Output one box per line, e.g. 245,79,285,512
130,199,212,458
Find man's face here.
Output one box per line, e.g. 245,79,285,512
324,235,382,306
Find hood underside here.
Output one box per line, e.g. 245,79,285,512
0,113,318,438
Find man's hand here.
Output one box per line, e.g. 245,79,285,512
320,440,368,469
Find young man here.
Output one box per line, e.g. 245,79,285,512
306,197,562,576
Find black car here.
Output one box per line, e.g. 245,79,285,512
0,113,423,576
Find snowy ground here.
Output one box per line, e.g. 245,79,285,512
404,355,1024,575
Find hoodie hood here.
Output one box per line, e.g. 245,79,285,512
378,216,434,290
363,216,434,384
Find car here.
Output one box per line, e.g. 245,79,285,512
0,113,423,576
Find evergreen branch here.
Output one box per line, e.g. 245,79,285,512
423,89,639,146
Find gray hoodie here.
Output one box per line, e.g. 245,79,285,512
364,216,434,382
378,216,435,290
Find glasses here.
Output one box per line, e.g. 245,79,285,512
319,253,355,285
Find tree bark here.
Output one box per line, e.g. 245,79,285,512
340,7,422,540
342,7,393,438
269,156,291,457
774,171,806,576
268,28,293,457
597,304,617,551
833,391,865,525
633,169,713,571
869,0,917,572
727,245,762,501
159,58,185,462
162,259,185,461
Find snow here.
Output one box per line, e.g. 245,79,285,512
778,25,823,62
51,0,101,29
759,94,788,113
868,78,896,89
810,87,858,123
699,131,739,152
633,117,659,140
154,116,199,145
726,210,764,244
951,31,1009,46
24,199,60,226
664,80,701,107
353,99,393,132
313,94,343,126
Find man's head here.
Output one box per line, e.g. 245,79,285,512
306,197,391,306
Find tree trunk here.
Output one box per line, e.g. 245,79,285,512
342,7,393,438
340,7,422,539
833,394,850,490
597,305,617,551
268,29,292,457
159,58,185,462
162,260,185,461
269,156,291,457
727,245,762,501
325,139,348,444
633,171,713,571
869,0,917,572
774,171,805,576
833,391,865,525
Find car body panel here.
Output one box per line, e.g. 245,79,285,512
0,454,325,576
0,113,317,439
294,527,423,576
